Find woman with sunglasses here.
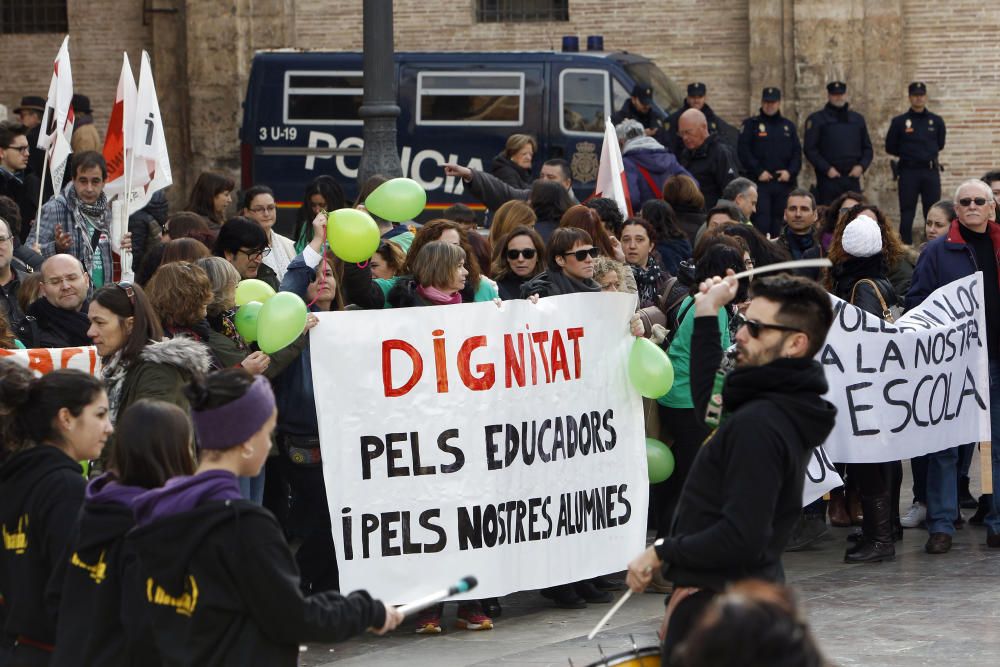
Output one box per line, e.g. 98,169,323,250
520,227,602,299
491,225,545,300
826,210,901,563
87,282,213,426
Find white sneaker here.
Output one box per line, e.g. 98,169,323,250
900,501,926,528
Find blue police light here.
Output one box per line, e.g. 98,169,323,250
587,35,604,51
562,36,579,52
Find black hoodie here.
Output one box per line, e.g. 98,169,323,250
655,316,837,591
127,477,386,667
0,446,86,656
50,475,158,667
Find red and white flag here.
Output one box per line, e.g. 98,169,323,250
126,51,171,210
37,36,75,190
103,52,140,200
593,117,632,219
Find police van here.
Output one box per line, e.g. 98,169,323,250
240,40,683,224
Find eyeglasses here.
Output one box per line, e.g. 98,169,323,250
238,247,270,260
44,273,82,287
249,205,277,214
562,246,600,261
117,281,136,308
506,248,537,260
734,313,803,338
957,197,989,207
3,144,30,154
0,234,12,244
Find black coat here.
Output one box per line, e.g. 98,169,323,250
520,270,601,298
738,110,802,180
16,298,93,349
0,168,41,243
489,154,533,189
654,316,837,591
664,102,739,156
804,102,874,174
885,108,946,163
128,500,386,667
831,255,897,318
50,479,159,667
0,446,87,652
678,135,740,209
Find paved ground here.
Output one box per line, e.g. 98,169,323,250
302,466,998,666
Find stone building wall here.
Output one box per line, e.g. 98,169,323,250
4,0,1000,226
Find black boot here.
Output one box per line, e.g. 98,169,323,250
888,461,903,542
845,493,895,563
970,494,991,525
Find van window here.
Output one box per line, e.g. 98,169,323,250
417,72,524,126
283,71,363,125
560,69,608,135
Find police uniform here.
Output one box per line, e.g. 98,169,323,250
885,82,946,244
738,87,801,237
663,82,740,156
612,84,665,134
804,81,873,205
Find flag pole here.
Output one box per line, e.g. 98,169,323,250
120,53,134,281
33,150,50,248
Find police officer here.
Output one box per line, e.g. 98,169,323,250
804,81,873,205
738,87,802,237
612,84,665,137
664,82,739,155
885,82,946,244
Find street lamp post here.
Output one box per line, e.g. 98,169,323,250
358,0,402,186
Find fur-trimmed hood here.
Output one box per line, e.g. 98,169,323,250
140,335,214,376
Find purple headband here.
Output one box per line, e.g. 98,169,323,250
191,375,276,450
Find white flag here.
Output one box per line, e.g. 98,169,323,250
127,51,171,210
37,36,74,152
593,117,632,219
103,53,143,200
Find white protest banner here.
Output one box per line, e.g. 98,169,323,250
311,293,647,603
0,346,101,376
803,445,842,505
818,273,990,464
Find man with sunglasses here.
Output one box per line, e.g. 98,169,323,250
907,179,1000,553
626,272,836,661
213,216,279,290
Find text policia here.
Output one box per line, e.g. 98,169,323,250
339,323,636,561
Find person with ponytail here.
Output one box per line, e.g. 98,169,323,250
0,362,112,666
50,399,196,667
128,370,401,666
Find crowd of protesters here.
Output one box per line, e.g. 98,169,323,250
0,73,998,667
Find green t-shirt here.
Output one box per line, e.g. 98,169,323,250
657,295,731,409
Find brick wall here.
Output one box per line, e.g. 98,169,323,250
0,1,151,148
295,0,751,123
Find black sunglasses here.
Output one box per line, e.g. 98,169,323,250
506,248,537,260
562,246,600,261
734,313,802,338
957,197,989,207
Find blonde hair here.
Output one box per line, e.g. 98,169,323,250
195,256,241,316
488,200,537,248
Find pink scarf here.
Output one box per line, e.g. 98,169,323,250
416,284,462,305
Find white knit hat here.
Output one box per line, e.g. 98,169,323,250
842,214,883,258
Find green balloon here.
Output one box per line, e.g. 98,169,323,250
327,208,381,262
364,177,427,223
628,337,675,398
646,437,675,483
257,292,308,354
234,301,263,343
235,279,275,307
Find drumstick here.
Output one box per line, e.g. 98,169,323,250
730,258,832,282
587,589,632,640
396,576,478,617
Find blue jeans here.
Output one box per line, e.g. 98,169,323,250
239,468,266,505
925,361,1000,535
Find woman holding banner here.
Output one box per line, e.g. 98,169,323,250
491,225,545,300
826,210,901,563
50,399,196,667
0,363,112,665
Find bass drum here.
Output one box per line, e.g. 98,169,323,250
585,645,661,667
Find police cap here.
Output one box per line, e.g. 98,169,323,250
826,81,847,94
762,87,781,102
687,82,707,97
